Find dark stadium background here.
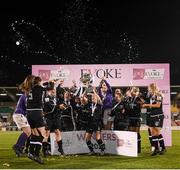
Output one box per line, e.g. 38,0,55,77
0,0,180,86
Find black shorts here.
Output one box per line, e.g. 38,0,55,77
27,110,45,129
76,119,88,130
146,114,164,128
86,119,103,134
46,118,62,132
128,117,141,127
114,120,129,131
61,117,74,131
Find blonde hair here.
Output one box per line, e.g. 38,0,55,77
131,86,140,94
148,83,159,94
148,83,164,98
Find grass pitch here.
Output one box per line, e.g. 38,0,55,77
0,130,180,169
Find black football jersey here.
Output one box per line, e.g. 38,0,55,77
90,103,102,120
149,94,163,115
124,96,142,117
43,94,60,119
111,100,126,120
27,85,45,109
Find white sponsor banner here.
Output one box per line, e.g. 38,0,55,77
50,130,137,157
50,67,70,80
144,69,165,80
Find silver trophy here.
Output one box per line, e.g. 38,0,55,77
80,73,94,96
80,73,92,85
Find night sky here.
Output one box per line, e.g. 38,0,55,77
0,0,180,86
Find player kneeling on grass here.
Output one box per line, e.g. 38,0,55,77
82,89,105,155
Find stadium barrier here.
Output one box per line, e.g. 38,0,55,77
0,126,19,131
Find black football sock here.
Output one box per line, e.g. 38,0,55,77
138,133,141,153
86,140,94,152
42,141,48,155
97,139,105,151
29,135,37,155
57,140,64,154
158,134,166,150
152,136,159,151
34,135,43,157
148,128,153,146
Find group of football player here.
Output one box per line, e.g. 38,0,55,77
12,75,166,164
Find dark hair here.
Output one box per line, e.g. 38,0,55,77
99,80,105,87
32,76,42,86
43,81,55,90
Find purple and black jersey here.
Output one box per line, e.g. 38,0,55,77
14,94,27,116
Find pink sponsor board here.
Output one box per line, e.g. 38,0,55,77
32,63,171,146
